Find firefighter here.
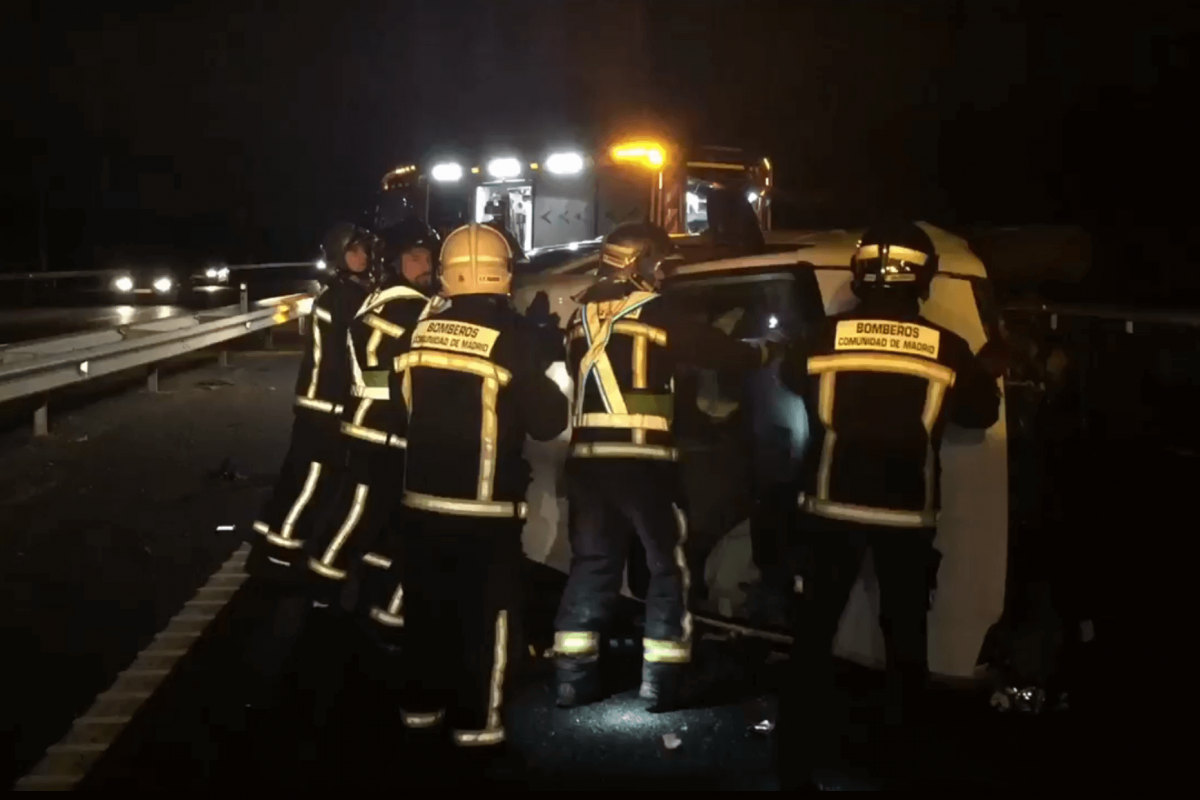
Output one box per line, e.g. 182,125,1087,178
392,223,568,782
240,222,373,719
298,218,439,724
553,222,776,713
773,221,1004,790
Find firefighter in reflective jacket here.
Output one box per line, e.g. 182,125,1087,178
773,221,1003,790
240,222,373,714
304,218,438,637
393,223,567,775
553,222,774,712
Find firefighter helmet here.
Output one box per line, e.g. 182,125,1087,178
438,223,514,296
850,221,939,300
379,217,440,272
596,221,681,292
322,222,377,276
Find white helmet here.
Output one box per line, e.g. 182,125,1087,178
438,223,514,296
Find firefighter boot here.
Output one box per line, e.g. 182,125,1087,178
555,654,603,708
639,661,684,713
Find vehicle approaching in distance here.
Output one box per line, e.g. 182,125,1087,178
375,135,774,270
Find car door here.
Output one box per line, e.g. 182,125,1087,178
661,266,825,615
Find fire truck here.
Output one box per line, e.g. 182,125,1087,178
374,137,774,256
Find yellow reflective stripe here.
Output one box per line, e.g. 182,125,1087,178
632,336,648,390
295,396,337,414
921,380,947,431
351,385,389,400
554,631,599,656
340,422,406,449
277,461,322,542
353,398,372,426
817,372,836,500
370,581,405,627
363,313,406,339
252,521,271,536
314,306,332,323
402,491,527,519
571,320,668,346
305,309,323,398
395,350,512,384
366,328,384,367
362,552,392,569
478,376,500,501
643,637,691,664
802,496,937,528
402,709,444,728
577,412,669,431
578,303,629,416
264,534,304,549
401,368,412,412
808,352,956,386
618,320,667,345
312,483,369,574
359,285,427,316
672,504,693,646
570,442,678,461
453,609,507,747
454,729,505,747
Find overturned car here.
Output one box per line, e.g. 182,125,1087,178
513,221,1009,681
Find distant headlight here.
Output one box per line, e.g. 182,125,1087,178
315,259,327,271
153,277,173,293
113,276,134,292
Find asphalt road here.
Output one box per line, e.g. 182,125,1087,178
0,349,1136,791
0,304,195,346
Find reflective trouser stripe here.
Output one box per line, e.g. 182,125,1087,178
800,495,937,528
402,710,444,728
362,552,392,569
570,442,678,461
643,637,691,663
402,491,527,519
295,396,341,414
554,631,600,656
265,461,322,548
340,422,406,449
453,609,508,747
576,413,670,431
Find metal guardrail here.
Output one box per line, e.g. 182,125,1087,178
0,293,314,435
1003,300,1200,330
0,263,317,282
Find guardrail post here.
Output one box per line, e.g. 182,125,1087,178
298,313,307,337
219,350,230,368
147,366,159,393
34,399,49,437
239,284,249,314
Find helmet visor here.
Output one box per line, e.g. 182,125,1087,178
853,243,928,285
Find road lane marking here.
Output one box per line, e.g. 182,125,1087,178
12,543,252,791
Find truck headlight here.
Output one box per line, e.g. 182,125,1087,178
545,152,584,175
315,259,327,271
486,158,521,179
431,162,463,182
153,277,173,293
113,276,134,292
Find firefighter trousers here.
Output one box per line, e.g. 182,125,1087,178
775,516,937,788
250,417,345,567
398,510,523,750
305,445,404,607
241,577,347,725
555,459,692,666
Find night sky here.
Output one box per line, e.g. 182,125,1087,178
2,1,1197,296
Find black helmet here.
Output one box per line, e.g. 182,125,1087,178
321,222,377,275
850,221,938,300
596,221,681,292
379,217,440,273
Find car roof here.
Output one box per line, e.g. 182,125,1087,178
672,223,987,279
537,223,987,281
